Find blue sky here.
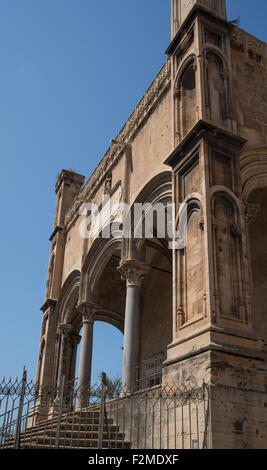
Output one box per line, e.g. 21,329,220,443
0,0,266,385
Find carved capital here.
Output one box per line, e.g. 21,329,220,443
58,323,72,338
70,334,82,347
77,302,98,324
199,216,204,231
118,259,149,288
243,201,261,225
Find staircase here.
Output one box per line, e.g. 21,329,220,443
3,407,131,449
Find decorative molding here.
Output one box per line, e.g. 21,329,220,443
64,59,171,230
230,223,242,237
230,26,266,67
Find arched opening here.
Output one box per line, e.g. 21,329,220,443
138,240,172,388
248,187,267,343
75,322,123,387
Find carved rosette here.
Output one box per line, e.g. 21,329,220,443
118,260,150,288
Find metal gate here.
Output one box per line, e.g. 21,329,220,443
0,369,210,449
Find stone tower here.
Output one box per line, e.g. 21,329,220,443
36,0,267,448
165,0,267,448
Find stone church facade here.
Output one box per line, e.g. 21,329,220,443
36,0,267,448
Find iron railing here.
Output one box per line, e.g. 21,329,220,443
0,369,211,450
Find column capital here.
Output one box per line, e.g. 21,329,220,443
57,323,72,337
243,200,261,225
77,301,98,324
70,333,82,347
117,259,150,288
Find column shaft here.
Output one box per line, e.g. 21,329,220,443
56,324,72,396
123,284,141,391
76,318,94,409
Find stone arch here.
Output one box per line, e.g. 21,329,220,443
80,236,123,303
240,147,267,202
211,191,247,322
176,197,206,327
52,270,81,387
128,171,172,260
175,56,197,140
126,171,173,384
174,53,196,88
56,270,81,326
240,148,267,343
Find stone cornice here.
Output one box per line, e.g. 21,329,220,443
49,225,63,242
64,59,171,232
167,4,229,57
55,170,85,195
40,298,57,314
164,120,246,169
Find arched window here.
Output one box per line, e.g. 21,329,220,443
211,194,246,321
206,52,226,124
178,62,197,138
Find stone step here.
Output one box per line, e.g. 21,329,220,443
19,443,130,450
32,437,131,449
40,429,124,440
1,405,131,450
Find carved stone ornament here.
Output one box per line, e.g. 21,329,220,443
104,173,112,195
243,201,261,225
176,306,185,327
118,259,150,288
230,223,242,237
199,216,204,231
77,302,98,324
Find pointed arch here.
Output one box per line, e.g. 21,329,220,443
55,270,81,325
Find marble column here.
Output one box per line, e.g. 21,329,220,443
76,303,96,409
56,323,72,398
118,260,149,392
69,334,82,383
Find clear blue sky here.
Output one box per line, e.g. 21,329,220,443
0,0,266,384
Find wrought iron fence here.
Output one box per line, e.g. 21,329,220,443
0,369,210,450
